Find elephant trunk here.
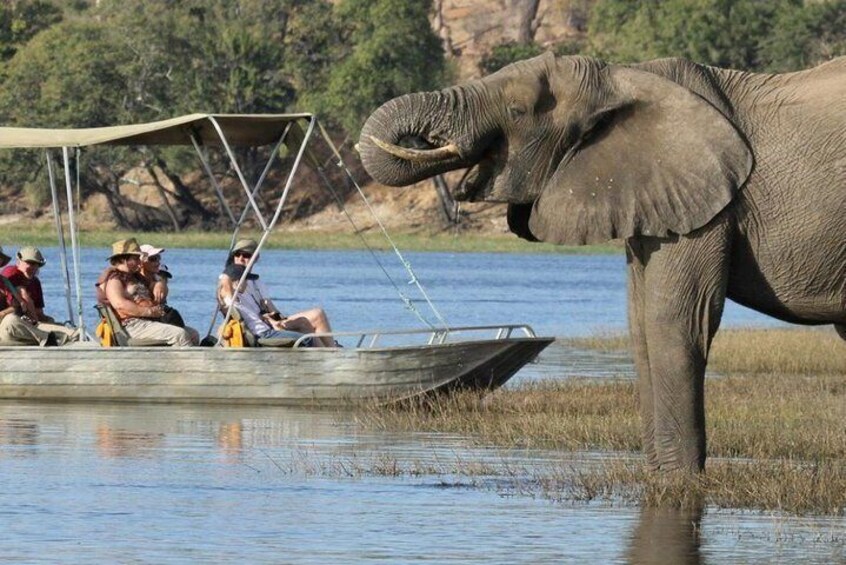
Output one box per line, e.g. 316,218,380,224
359,87,488,186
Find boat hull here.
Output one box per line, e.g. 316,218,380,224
0,338,553,404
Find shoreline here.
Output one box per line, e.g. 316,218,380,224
0,222,623,254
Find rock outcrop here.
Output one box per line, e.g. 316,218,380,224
432,0,588,79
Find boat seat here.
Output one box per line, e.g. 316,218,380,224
95,304,170,347
219,309,296,348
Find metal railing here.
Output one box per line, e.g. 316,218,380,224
292,324,539,349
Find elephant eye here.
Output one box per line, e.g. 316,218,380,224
508,105,527,119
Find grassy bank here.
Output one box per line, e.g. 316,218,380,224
356,328,846,514
565,327,846,375
0,223,621,254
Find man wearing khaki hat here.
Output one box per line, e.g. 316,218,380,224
98,238,198,346
0,245,66,346
1,246,76,342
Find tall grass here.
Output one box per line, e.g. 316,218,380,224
356,328,846,514
565,327,846,375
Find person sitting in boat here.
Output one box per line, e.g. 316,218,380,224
97,238,198,346
138,243,186,328
0,246,77,343
0,245,68,346
217,238,336,347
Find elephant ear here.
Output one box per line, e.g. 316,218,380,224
528,66,753,244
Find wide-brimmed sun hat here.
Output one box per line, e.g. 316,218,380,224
17,246,46,266
107,238,143,261
140,244,165,258
0,246,10,267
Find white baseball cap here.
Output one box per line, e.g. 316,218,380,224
139,244,165,257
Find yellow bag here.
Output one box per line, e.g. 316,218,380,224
220,318,245,348
95,318,115,347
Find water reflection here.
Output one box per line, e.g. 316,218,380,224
95,425,165,458
216,421,243,462
0,418,39,451
0,403,841,562
627,507,703,565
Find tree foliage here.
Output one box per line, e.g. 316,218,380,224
0,0,448,226
1,0,842,225
585,0,845,71
479,39,586,75
0,0,61,62
314,0,446,135
760,0,846,71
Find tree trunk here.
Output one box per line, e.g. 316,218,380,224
513,0,542,44
432,175,459,225
152,155,216,224
145,163,182,231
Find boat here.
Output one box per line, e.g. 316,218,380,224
0,114,553,404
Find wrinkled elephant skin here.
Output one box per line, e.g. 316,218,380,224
359,54,846,472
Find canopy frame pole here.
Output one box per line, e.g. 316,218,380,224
61,146,85,340
45,150,74,325
203,124,293,341
215,117,316,347
189,133,238,227
207,117,269,232
229,122,293,251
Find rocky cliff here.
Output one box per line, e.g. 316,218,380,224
433,0,588,79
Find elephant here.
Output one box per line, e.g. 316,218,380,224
358,53,846,472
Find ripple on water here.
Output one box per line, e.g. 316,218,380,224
0,401,842,563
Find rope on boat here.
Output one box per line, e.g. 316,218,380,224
315,121,450,331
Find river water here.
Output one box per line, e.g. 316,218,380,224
1,247,841,563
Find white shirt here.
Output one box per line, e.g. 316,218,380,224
220,274,272,336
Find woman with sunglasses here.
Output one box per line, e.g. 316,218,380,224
218,239,336,347
139,244,187,329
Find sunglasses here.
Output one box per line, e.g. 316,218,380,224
234,252,254,259
146,255,161,263
24,260,43,267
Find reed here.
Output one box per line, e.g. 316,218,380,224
359,372,846,460
356,327,846,513
564,327,846,375
536,459,846,515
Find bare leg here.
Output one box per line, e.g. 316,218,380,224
284,307,334,347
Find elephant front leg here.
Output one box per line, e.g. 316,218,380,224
639,224,732,472
627,241,658,469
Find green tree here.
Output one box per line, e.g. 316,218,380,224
478,39,587,76
316,0,446,135
479,41,546,75
0,20,134,211
761,0,846,71
587,0,790,70
0,20,130,128
0,0,62,62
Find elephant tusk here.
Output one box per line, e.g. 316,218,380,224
368,136,460,163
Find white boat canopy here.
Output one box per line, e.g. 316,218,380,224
1,113,447,344
0,113,314,148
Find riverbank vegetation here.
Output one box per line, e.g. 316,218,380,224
0,0,842,234
356,328,846,514
0,223,621,254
